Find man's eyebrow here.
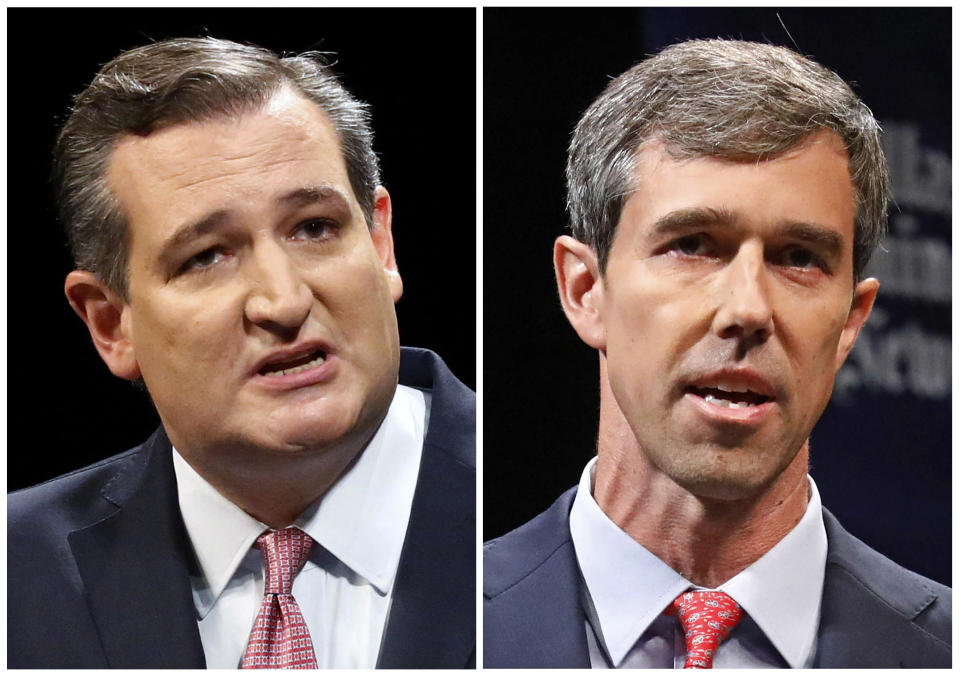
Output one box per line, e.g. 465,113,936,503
648,208,846,256
776,221,845,257
160,186,353,258
277,185,350,210
648,207,736,238
161,210,231,257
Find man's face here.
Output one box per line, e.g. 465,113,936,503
104,88,402,461
594,131,876,500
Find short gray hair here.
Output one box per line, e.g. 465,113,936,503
566,39,888,280
54,37,380,299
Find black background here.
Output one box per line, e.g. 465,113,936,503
8,8,475,490
483,7,951,586
5,7,952,588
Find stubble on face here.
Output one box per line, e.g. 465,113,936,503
595,132,862,504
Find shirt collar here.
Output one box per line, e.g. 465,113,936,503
570,459,691,666
172,451,267,618
721,475,826,668
569,457,826,668
173,384,426,617
295,385,426,594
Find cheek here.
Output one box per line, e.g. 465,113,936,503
318,252,396,327
789,308,849,411
604,286,689,409
607,276,706,366
807,308,848,369
132,294,243,378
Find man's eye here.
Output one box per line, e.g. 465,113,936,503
292,218,338,241
670,234,706,256
180,248,226,273
783,247,823,270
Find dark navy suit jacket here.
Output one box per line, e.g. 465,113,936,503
9,348,475,669
484,488,951,668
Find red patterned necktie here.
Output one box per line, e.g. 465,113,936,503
240,527,318,669
666,590,743,669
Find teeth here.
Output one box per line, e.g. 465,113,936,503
704,394,750,409
705,382,750,396
263,354,325,377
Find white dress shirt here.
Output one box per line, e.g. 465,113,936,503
569,457,827,669
172,385,428,669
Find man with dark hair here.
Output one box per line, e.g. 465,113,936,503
9,37,475,669
483,40,950,668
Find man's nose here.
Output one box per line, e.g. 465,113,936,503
710,244,774,345
244,243,313,332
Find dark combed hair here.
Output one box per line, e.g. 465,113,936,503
54,36,381,298
566,39,888,280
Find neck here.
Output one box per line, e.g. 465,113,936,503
592,361,809,588
170,428,377,529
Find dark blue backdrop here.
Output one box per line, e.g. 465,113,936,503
483,7,951,586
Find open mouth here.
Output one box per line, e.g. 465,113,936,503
258,349,326,377
686,385,771,410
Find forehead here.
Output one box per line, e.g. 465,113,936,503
106,88,354,234
623,131,856,238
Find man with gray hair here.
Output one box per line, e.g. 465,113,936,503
484,39,949,668
8,37,475,669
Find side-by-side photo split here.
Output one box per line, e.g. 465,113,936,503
4,5,952,672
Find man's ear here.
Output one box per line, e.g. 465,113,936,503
64,271,141,380
370,185,402,303
835,277,879,372
554,235,606,351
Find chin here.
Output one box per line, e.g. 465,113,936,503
271,399,390,453
676,473,774,502
657,445,794,502
256,421,364,455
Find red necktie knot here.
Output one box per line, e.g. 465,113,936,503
241,527,317,669
257,527,313,595
667,590,743,669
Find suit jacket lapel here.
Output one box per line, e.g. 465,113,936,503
377,348,476,668
376,440,475,668
68,429,205,669
815,508,950,668
483,488,591,668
